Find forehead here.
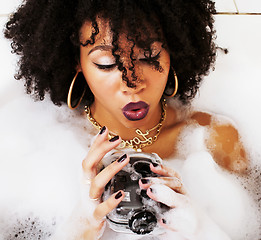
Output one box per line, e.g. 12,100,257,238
79,16,163,51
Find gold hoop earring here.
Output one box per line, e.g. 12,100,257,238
67,71,87,109
164,67,178,98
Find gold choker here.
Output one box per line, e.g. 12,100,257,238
85,99,167,152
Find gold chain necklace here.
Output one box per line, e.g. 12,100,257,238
84,99,167,152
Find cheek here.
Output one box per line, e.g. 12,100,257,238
83,67,121,99
144,67,169,90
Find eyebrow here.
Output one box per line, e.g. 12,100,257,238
88,45,113,55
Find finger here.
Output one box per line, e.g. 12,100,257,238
82,127,122,176
139,177,186,194
147,184,189,208
84,128,121,170
93,190,125,221
150,163,181,179
89,154,129,199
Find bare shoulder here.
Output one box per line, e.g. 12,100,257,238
190,111,249,173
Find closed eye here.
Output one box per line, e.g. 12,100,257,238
94,63,117,70
139,51,161,62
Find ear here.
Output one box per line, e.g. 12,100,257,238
75,58,82,72
75,64,82,72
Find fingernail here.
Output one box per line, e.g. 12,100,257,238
109,136,119,142
162,218,167,224
140,189,150,199
141,178,149,184
99,126,106,134
117,154,127,163
152,162,159,168
115,191,122,199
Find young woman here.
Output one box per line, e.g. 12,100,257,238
3,0,255,239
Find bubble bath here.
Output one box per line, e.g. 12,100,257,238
0,85,260,240
0,14,261,240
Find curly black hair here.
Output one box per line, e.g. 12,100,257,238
4,0,216,106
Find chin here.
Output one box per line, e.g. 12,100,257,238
123,116,150,130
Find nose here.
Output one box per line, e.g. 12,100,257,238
120,69,146,95
120,78,146,95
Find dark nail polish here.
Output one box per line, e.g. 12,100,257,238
99,126,106,135
162,218,167,224
140,189,150,199
109,136,119,142
141,178,149,184
152,162,159,168
117,154,127,163
115,191,122,199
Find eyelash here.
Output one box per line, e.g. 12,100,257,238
94,63,117,70
140,51,161,62
94,51,161,71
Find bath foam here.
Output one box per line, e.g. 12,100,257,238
190,15,261,238
188,111,261,238
173,119,260,239
0,88,95,239
0,80,260,239
0,69,260,240
0,88,259,239
183,152,259,239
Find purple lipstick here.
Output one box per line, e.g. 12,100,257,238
122,101,149,121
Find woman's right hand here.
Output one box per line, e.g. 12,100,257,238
80,126,129,240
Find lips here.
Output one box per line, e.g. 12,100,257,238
122,101,150,121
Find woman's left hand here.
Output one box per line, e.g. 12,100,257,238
139,163,197,237
139,163,231,240
139,163,187,196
